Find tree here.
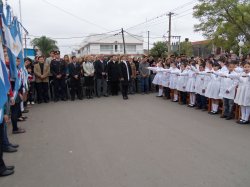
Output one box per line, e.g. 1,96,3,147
31,36,59,57
149,41,168,58
193,0,250,52
180,39,194,56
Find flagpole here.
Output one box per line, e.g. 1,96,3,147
19,0,23,45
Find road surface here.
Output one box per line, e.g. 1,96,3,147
1,94,250,187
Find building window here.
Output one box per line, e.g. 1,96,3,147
100,45,113,52
120,44,136,52
115,45,118,52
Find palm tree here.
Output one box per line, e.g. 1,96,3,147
31,36,59,57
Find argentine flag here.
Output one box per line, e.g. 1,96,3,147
1,5,24,98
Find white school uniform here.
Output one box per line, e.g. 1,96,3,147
169,68,180,89
152,67,165,86
205,70,222,99
194,71,205,95
234,73,250,106
201,69,213,96
186,67,197,93
219,71,238,100
176,69,188,92
161,68,171,88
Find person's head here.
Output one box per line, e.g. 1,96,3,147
99,55,104,61
171,62,177,68
71,56,77,63
227,61,236,72
54,51,60,59
25,58,32,66
180,63,186,71
243,62,250,73
113,56,118,62
120,55,126,61
206,60,213,69
199,63,206,71
64,55,70,62
38,56,44,63
16,57,21,66
218,56,226,67
50,50,55,58
213,62,221,71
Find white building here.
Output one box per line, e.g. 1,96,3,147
78,33,144,56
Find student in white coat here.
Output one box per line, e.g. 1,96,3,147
169,62,180,102
205,62,222,114
233,62,250,124
186,60,197,107
219,61,238,120
176,63,188,104
148,61,165,97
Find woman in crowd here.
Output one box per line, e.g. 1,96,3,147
83,56,95,99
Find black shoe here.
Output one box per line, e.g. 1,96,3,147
71,98,75,101
37,101,42,104
123,97,128,100
9,144,19,148
12,128,26,134
220,115,227,118
0,169,14,177
226,116,233,120
3,146,18,153
78,98,83,100
103,95,109,97
62,98,67,101
6,166,15,170
44,100,49,103
22,109,29,113
54,99,59,102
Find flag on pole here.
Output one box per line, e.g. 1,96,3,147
1,4,24,98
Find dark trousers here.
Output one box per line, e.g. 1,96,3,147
180,91,187,104
0,123,6,173
164,87,171,99
196,94,207,109
70,78,82,100
223,98,234,117
53,78,66,100
28,82,35,102
11,102,21,132
141,77,149,93
85,76,94,97
121,81,129,98
2,122,10,149
110,81,119,95
36,82,49,102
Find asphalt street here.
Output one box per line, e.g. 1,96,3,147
1,94,250,187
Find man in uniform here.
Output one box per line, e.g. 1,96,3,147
68,56,82,101
50,51,67,102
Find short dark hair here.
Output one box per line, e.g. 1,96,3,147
38,56,44,60
71,56,76,60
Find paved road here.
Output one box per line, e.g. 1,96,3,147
1,94,250,187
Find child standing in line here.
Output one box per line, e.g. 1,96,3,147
169,62,180,102
176,63,188,105
186,60,197,107
205,62,222,114
219,61,238,120
233,62,250,124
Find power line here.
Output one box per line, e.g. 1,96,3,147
41,0,110,31
125,0,197,31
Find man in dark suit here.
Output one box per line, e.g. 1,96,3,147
119,55,132,100
68,56,82,101
94,55,108,97
107,56,120,96
50,51,67,102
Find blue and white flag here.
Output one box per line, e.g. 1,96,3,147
1,5,24,98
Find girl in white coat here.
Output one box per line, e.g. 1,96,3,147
186,60,197,107
169,62,181,102
177,63,189,104
205,62,222,114
232,62,250,124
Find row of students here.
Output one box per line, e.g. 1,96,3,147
148,59,250,124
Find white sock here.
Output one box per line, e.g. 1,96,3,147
192,94,196,105
189,93,193,105
214,103,219,112
244,106,250,121
158,88,163,96
241,106,246,120
21,101,24,112
174,94,178,101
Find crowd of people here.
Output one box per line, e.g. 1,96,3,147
1,49,250,177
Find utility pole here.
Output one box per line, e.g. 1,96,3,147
121,28,126,54
168,12,174,57
147,31,150,55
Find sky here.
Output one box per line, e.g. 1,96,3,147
7,0,205,55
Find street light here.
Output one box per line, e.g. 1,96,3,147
237,35,245,57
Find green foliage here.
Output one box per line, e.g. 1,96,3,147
149,41,168,58
31,36,59,57
180,41,194,56
193,0,250,53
